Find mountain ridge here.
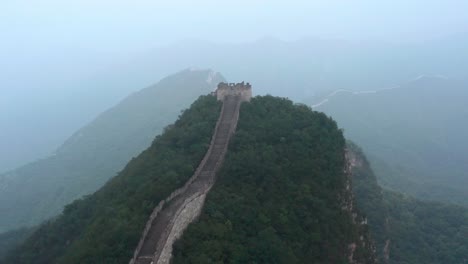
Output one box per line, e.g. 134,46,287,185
348,142,468,263
0,69,224,233
3,95,378,264
311,77,468,206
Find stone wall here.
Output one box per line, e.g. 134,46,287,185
130,94,243,264
154,97,242,264
129,98,229,264
156,192,207,264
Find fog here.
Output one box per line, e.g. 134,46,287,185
1,0,468,171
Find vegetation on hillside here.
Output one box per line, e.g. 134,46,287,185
0,227,35,260
313,78,468,207
3,95,221,264
349,142,468,264
172,96,375,263
6,94,465,264
0,69,224,233
4,95,378,264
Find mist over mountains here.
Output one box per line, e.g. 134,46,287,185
0,69,223,232
311,76,468,206
2,34,468,173
2,1,468,262
2,34,468,231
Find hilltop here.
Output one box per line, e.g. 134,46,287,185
2,86,467,264
4,95,376,264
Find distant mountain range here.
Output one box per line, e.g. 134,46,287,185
349,142,468,264
0,69,224,233
2,67,467,236
3,34,468,172
310,76,468,206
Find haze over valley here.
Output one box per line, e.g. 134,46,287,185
1,1,467,263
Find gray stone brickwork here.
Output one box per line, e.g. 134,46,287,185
215,82,252,102
130,90,245,264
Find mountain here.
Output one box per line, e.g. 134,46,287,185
349,142,468,264
0,69,224,233
3,34,468,173
309,76,468,206
3,95,376,264
172,96,375,263
4,94,466,264
101,34,468,100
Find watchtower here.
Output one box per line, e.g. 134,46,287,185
215,82,252,102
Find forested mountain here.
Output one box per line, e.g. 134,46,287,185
3,94,466,264
2,2,467,263
311,77,468,206
349,143,468,264
0,69,224,233
0,228,34,260
3,96,376,264
172,96,375,263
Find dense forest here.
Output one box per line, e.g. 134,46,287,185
172,96,375,263
3,95,377,263
0,228,34,260
3,95,467,264
3,95,221,264
349,143,468,264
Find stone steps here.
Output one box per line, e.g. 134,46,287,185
129,94,242,264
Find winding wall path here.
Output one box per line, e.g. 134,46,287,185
130,95,242,264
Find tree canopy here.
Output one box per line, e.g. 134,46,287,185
172,96,375,263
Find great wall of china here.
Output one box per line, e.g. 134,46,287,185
130,82,251,264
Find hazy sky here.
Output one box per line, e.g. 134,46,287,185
2,0,467,93
1,0,468,171
2,0,468,54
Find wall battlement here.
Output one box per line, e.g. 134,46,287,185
215,82,252,102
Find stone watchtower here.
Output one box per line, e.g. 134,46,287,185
215,82,252,102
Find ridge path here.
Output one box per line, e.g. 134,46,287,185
130,95,242,264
